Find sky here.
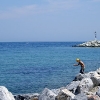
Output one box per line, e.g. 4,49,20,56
0,0,100,42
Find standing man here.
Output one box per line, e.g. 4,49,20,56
73,58,85,74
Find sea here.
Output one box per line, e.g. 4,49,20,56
0,42,100,94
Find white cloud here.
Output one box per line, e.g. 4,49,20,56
0,5,38,19
44,0,79,12
0,0,79,19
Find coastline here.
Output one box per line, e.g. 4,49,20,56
1,68,100,100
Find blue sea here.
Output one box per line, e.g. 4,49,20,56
0,42,100,94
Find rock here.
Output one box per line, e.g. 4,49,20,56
73,40,100,47
88,71,98,77
51,87,65,95
56,94,71,100
55,89,75,100
73,73,85,81
61,89,75,99
73,71,97,81
77,78,93,93
87,95,100,100
14,93,39,100
66,81,80,94
32,97,38,100
72,93,88,100
96,87,100,97
89,86,100,95
91,73,100,86
96,68,100,75
39,88,57,100
14,95,25,100
0,86,15,100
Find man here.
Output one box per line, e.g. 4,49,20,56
73,58,85,74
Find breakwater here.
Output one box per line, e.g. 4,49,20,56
73,40,100,47
1,68,100,100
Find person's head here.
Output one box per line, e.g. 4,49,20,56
76,58,80,62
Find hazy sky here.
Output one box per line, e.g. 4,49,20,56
0,0,100,42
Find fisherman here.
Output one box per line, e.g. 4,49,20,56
73,58,85,74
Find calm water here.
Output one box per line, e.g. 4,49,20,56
0,42,100,94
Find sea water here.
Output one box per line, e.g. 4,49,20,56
0,42,100,94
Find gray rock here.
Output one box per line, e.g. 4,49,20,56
55,89,75,100
96,68,100,75
0,86,15,100
55,94,71,100
77,78,93,93
39,88,57,100
73,71,97,81
72,93,87,100
96,87,100,97
14,93,39,100
73,73,85,81
51,87,65,95
73,40,100,47
88,95,100,100
88,86,100,95
91,73,100,86
66,81,80,94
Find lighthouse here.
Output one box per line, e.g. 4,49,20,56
94,31,97,41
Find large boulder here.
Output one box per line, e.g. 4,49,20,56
72,93,88,100
96,68,100,75
77,78,94,93
39,88,57,100
73,71,97,81
88,86,100,95
0,86,15,100
73,73,84,81
51,87,65,95
55,89,75,100
66,81,80,94
91,73,100,86
96,87,100,97
14,93,39,100
73,40,100,47
87,95,100,100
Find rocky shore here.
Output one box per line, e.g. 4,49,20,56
1,68,100,100
72,40,100,47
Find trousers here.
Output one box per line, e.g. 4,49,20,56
80,67,84,74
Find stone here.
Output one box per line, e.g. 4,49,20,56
88,95,100,100
55,93,71,100
66,81,80,94
14,93,39,100
39,88,57,100
51,87,66,96
77,78,93,93
55,89,75,100
72,93,88,100
72,40,100,47
96,87,100,97
0,86,15,100
73,73,85,81
32,97,38,100
14,95,25,100
96,68,100,75
89,86,100,95
61,89,75,99
73,71,97,81
91,73,100,86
